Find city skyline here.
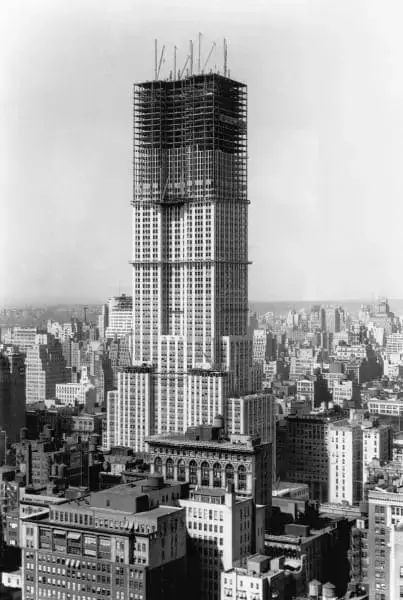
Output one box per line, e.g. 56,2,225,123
3,0,403,305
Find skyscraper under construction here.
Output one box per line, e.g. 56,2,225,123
130,58,259,435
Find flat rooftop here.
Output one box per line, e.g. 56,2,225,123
146,433,261,451
135,505,181,520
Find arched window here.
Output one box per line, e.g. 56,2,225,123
213,463,222,488
201,462,210,487
189,460,198,485
154,457,162,473
166,458,174,480
177,459,186,482
238,465,247,491
225,464,234,487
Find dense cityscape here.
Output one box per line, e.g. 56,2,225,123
2,39,402,600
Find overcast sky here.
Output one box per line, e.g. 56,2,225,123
1,0,403,306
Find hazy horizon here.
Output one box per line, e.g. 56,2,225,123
1,296,399,310
2,0,403,305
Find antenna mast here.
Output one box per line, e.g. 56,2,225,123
154,39,158,80
198,32,202,74
224,38,228,77
189,39,194,75
157,44,165,79
203,42,216,73
174,45,177,80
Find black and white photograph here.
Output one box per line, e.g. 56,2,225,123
1,1,402,599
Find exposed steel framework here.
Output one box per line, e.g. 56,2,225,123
133,74,247,208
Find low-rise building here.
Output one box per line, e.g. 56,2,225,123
265,519,350,598
221,555,285,600
367,397,403,417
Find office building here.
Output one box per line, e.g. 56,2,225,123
98,304,109,340
367,397,403,417
179,485,265,600
132,70,256,435
225,392,276,479
265,520,351,599
25,339,66,404
349,513,369,591
47,321,73,342
284,413,344,503
296,374,329,411
332,380,360,408
221,555,285,600
225,392,274,444
367,487,403,600
146,423,272,510
362,422,392,485
328,420,363,506
252,330,276,364
105,294,133,339
0,429,7,465
9,328,38,354
55,367,96,408
0,347,26,443
71,413,103,442
386,333,403,356
106,336,132,388
21,484,187,600
106,366,154,452
15,428,94,491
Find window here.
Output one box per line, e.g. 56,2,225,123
166,458,174,480
177,459,186,482
213,463,222,488
154,457,162,473
201,462,210,487
238,465,247,491
225,464,234,487
189,460,198,485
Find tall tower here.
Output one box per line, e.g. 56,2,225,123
132,70,256,433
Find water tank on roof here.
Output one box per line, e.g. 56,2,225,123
147,473,164,489
308,580,322,598
308,579,322,598
322,582,337,599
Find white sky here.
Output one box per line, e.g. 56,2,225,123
1,0,403,305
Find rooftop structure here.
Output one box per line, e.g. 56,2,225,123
146,427,272,512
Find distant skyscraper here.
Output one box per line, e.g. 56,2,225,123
105,294,132,339
132,71,254,435
26,339,66,404
97,303,109,339
0,347,25,443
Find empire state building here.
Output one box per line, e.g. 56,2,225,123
128,67,259,436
